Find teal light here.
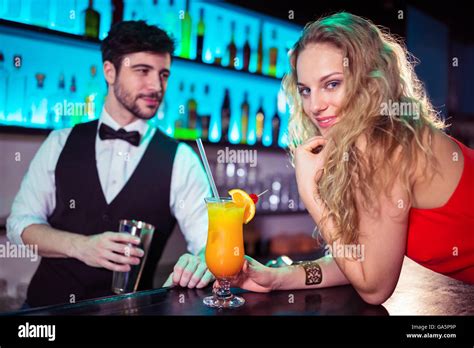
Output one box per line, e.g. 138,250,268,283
229,119,240,144
262,132,272,147
209,119,220,142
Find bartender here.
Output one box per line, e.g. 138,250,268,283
7,21,213,308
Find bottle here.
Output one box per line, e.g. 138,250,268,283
240,92,249,144
29,0,50,27
256,22,264,74
242,26,251,72
84,65,103,121
227,21,237,69
271,107,281,146
187,84,197,130
111,0,124,27
0,52,7,121
196,8,205,62
221,89,231,142
48,73,66,128
180,0,192,59
173,81,186,137
268,29,278,77
255,98,265,143
6,55,27,124
83,0,100,39
28,73,48,126
198,84,211,140
69,76,82,126
213,16,224,66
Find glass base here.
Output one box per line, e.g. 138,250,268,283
203,294,245,309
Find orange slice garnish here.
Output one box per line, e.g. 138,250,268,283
228,189,256,224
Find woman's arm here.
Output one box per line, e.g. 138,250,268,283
227,253,350,293
294,136,409,305
273,254,351,290
303,187,409,304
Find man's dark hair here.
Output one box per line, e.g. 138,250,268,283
101,20,175,74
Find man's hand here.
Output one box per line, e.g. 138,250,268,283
163,252,214,289
72,231,145,272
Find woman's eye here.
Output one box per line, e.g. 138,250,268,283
298,88,310,97
326,80,340,90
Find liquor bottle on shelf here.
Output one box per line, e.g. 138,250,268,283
256,21,264,74
255,98,265,143
268,29,278,77
196,8,205,62
29,0,50,28
174,81,186,128
199,84,211,139
6,54,27,124
28,73,48,127
221,89,231,142
83,0,100,39
48,73,66,128
174,82,199,140
173,83,184,136
240,92,249,144
51,0,77,33
69,76,82,126
227,21,237,69
187,84,197,130
271,106,281,146
200,114,210,140
213,16,224,66
242,26,252,72
84,65,103,121
111,0,124,27
180,0,192,59
0,52,7,121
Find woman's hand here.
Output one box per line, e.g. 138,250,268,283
214,256,279,293
294,136,329,206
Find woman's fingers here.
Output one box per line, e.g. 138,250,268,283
302,136,328,152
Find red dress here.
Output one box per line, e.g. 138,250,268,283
406,137,474,284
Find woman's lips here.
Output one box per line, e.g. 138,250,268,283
315,116,337,128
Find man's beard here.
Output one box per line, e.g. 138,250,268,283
114,80,162,120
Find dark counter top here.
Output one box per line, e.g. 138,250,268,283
7,257,474,316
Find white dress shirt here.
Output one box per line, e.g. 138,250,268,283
7,108,211,255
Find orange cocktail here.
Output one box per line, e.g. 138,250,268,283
203,190,256,309
205,198,245,279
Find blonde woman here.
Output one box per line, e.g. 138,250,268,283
222,12,474,304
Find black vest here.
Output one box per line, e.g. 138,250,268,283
27,120,178,307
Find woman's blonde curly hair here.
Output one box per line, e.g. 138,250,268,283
284,12,446,244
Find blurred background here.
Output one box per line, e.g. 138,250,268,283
0,0,472,311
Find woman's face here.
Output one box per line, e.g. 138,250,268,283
296,43,345,137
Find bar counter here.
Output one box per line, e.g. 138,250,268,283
8,257,473,316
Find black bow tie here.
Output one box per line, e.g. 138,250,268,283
98,123,141,146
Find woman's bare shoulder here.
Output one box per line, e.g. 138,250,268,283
412,128,465,209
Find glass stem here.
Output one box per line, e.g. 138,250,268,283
216,279,232,300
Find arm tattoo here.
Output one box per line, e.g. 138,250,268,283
300,261,323,285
